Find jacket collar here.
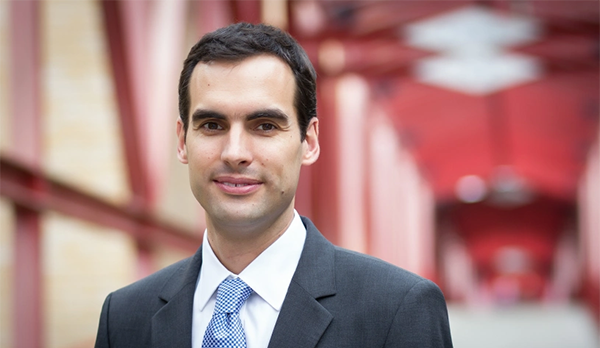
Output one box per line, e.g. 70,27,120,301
151,245,203,348
149,216,336,348
267,217,336,348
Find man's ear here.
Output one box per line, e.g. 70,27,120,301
176,118,188,164
302,117,320,166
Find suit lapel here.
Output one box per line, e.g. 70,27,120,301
267,281,333,348
268,217,336,348
148,217,336,348
151,247,203,348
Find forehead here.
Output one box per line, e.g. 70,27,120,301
188,55,296,116
192,54,293,80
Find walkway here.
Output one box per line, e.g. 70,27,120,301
448,302,599,348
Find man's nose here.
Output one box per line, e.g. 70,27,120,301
221,126,252,168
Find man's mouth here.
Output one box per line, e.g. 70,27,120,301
214,177,262,194
222,182,252,187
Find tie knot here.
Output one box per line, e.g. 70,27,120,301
214,278,253,314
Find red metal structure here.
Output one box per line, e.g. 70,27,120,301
1,1,598,347
289,0,599,307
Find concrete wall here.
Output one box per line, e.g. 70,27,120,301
42,212,137,348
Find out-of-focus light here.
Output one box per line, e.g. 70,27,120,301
292,0,325,36
489,165,534,207
319,39,345,75
404,6,540,53
403,6,542,95
262,0,288,30
494,246,532,274
455,175,488,203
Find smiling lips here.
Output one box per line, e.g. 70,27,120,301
214,177,262,195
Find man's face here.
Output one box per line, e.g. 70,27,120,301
177,55,319,233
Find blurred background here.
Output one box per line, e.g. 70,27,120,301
1,0,599,347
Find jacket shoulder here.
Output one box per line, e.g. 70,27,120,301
333,246,426,289
331,245,448,322
95,257,195,348
322,247,452,347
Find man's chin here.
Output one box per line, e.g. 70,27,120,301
206,208,267,228
204,204,293,233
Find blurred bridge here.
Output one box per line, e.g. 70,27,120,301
1,1,598,347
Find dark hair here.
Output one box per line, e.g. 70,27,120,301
178,22,317,140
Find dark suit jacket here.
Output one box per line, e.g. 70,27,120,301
95,217,453,347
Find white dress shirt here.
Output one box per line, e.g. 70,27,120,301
191,211,306,348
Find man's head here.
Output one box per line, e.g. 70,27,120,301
175,24,320,237
178,22,317,141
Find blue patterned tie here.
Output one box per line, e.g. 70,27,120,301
202,277,253,348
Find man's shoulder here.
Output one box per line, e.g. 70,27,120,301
301,216,436,293
333,245,426,286
330,245,446,313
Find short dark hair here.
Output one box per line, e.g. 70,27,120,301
178,22,317,140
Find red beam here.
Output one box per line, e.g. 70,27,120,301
14,206,42,348
100,0,149,209
233,0,261,23
583,280,600,325
10,1,43,347
0,156,201,253
311,77,340,244
349,1,472,37
10,0,41,167
196,0,234,36
290,1,472,40
301,38,432,77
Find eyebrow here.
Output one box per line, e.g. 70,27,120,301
190,108,291,124
191,109,226,124
246,109,290,124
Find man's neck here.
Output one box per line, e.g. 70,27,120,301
205,210,295,274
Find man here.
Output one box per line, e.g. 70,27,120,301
95,22,453,348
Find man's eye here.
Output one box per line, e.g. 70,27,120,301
202,122,222,130
257,123,276,131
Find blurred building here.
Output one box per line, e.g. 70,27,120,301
0,1,598,347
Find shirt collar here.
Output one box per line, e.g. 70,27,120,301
196,211,306,312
